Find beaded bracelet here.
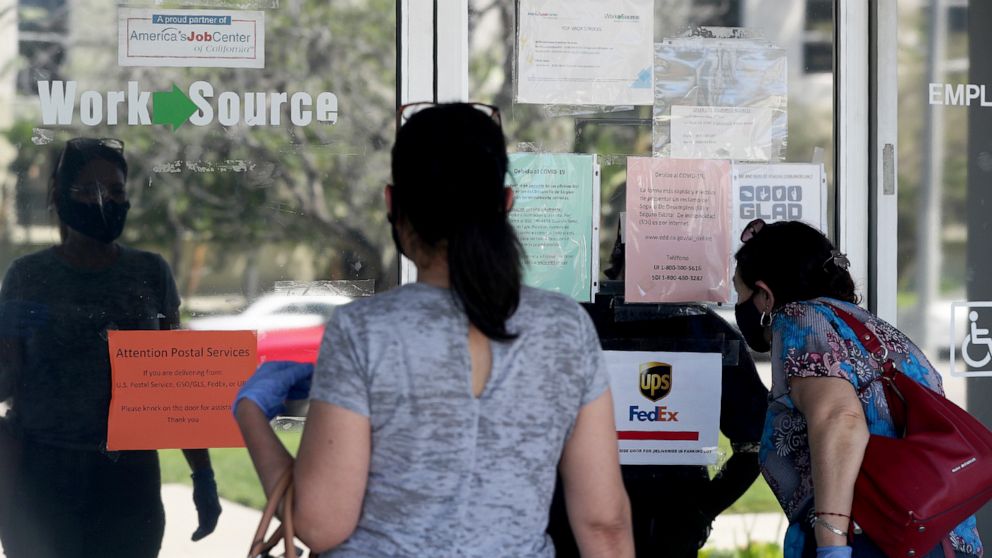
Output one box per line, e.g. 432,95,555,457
813,511,851,519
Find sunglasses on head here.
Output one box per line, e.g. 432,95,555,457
66,137,125,153
55,138,125,175
740,218,766,243
396,102,501,131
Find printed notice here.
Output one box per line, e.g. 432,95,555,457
653,37,788,159
119,8,265,68
517,0,654,106
606,351,721,466
671,106,773,160
625,157,732,303
731,162,827,254
508,153,598,302
107,330,257,450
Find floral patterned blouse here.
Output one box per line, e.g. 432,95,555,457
759,298,983,557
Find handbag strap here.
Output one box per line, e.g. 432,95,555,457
823,302,907,432
825,303,888,363
248,468,300,558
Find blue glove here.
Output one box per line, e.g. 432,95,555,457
191,468,222,541
233,361,314,419
0,300,49,337
816,546,853,558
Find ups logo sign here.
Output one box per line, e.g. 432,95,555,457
639,362,672,402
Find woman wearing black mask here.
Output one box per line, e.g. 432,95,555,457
732,220,981,558
0,138,221,557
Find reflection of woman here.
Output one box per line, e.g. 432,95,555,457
0,138,221,557
733,220,982,558
235,103,634,557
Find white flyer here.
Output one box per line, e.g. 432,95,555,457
671,106,773,160
605,351,722,466
119,8,265,68
731,162,828,255
516,0,654,106
653,34,788,159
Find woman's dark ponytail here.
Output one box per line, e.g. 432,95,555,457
448,218,522,340
391,103,522,340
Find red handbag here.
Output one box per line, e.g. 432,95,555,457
829,304,992,558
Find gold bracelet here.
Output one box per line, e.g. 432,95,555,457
815,516,849,537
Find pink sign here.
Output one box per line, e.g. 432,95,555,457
625,157,732,303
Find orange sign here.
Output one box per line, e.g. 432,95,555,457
107,330,257,450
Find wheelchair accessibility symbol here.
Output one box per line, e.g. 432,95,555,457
951,302,992,377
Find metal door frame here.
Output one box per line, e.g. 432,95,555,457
398,0,469,285
867,0,900,323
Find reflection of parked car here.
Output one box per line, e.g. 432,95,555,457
256,324,327,364
188,294,351,363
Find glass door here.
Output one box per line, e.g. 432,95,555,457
888,0,991,538
442,1,870,554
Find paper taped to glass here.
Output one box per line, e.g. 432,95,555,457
731,162,828,254
625,157,732,304
606,350,722,466
508,153,599,302
516,0,654,106
653,28,788,161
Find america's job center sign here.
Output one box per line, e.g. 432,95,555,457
118,8,265,69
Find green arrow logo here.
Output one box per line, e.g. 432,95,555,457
152,84,197,131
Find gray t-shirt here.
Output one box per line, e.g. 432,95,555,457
0,246,180,446
310,283,609,558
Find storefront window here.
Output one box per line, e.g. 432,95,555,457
1,0,397,326
0,1,395,554
17,0,986,554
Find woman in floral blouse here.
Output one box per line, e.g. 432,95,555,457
732,219,982,558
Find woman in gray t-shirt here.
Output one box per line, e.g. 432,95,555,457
236,103,633,557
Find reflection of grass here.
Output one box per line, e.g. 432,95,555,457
898,290,918,310
726,477,779,514
159,430,302,510
162,431,781,514
701,542,782,558
717,435,780,515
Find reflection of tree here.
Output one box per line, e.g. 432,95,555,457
14,0,69,95
469,0,642,265
895,4,969,303
3,0,397,301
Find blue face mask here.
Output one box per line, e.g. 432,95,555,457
57,188,130,244
735,295,771,353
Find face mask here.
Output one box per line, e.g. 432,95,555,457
57,190,130,244
735,295,772,353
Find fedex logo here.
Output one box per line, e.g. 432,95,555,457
628,405,679,422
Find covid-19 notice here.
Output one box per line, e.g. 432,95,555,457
625,157,732,303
